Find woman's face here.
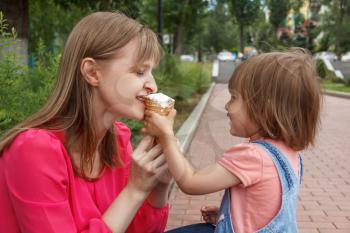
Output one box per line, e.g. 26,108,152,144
95,39,157,121
225,90,259,138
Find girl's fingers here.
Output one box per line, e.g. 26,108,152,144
169,109,177,118
202,211,217,218
144,110,157,118
201,206,219,212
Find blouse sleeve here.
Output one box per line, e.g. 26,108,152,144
4,129,111,233
218,143,264,187
115,122,169,233
126,201,169,233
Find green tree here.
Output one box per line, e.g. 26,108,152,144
0,0,28,64
29,0,88,54
317,0,350,55
29,0,141,54
320,0,350,59
266,0,306,42
164,0,208,55
266,0,291,35
139,0,208,55
251,9,275,52
202,0,239,53
229,0,260,53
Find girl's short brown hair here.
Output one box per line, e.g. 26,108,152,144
229,48,322,151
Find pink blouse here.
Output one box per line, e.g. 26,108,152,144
0,122,168,233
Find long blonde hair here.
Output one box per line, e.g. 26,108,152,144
0,11,161,178
229,48,321,151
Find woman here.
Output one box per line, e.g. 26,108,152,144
0,11,171,233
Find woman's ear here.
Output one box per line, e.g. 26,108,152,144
80,57,100,87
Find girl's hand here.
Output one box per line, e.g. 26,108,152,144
201,205,219,225
142,109,176,138
128,136,168,195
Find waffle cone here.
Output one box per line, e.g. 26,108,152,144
145,99,174,116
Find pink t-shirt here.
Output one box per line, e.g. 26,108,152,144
218,139,299,233
0,122,168,233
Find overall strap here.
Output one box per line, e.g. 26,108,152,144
214,189,235,233
298,154,303,184
252,141,298,192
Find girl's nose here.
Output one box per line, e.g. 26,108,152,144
225,102,229,111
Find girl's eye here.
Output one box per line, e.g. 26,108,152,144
231,96,236,101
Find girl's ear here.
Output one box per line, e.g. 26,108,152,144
80,57,100,87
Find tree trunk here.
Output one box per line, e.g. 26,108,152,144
335,0,345,60
274,25,279,46
239,24,244,53
0,0,28,64
174,25,185,55
173,0,190,55
197,41,202,62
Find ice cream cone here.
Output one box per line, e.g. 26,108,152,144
143,93,175,116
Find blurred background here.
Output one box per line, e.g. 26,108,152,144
0,0,349,142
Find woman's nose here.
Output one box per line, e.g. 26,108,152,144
144,75,157,93
225,102,229,111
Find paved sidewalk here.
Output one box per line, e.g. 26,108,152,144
166,84,350,233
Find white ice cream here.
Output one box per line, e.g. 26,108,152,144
146,93,175,108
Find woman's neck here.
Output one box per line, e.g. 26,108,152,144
92,91,118,142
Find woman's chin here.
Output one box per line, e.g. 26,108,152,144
125,111,145,121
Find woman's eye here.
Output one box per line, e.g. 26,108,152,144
136,71,145,76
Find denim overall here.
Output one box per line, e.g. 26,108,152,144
214,141,303,233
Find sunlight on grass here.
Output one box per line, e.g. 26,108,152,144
321,80,350,93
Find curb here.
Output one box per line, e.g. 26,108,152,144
212,60,219,81
167,82,216,197
322,58,344,79
176,82,216,153
323,90,350,99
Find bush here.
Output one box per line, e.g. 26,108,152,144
314,59,341,83
344,75,350,87
0,13,58,136
154,53,211,101
316,59,326,79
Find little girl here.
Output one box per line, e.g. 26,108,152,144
143,48,322,233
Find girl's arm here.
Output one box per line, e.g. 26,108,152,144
159,134,240,195
143,110,241,195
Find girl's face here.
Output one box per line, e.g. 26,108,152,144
225,90,260,138
96,39,157,120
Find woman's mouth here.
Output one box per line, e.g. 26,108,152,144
136,96,146,103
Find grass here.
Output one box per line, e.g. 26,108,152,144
173,93,202,131
321,80,350,93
